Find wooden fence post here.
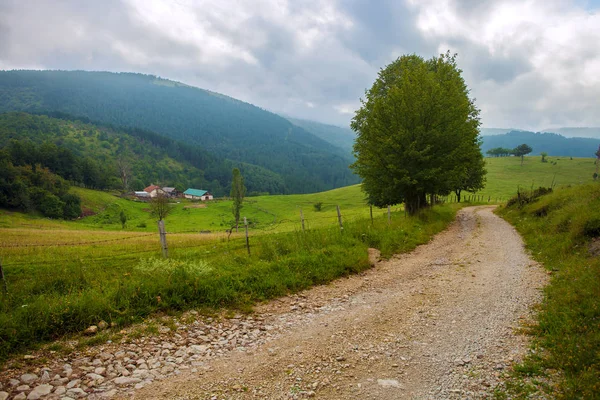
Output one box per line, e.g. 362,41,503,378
244,217,251,255
336,205,343,232
387,205,391,225
300,208,305,232
158,220,168,258
0,259,7,295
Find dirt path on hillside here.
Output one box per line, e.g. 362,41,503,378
131,206,548,399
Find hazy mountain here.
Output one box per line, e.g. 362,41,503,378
481,130,600,157
480,128,516,136
286,117,356,155
0,70,359,194
541,127,600,139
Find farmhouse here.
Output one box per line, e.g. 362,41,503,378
184,188,213,201
143,185,166,198
162,187,179,197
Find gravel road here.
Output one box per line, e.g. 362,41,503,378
132,206,548,399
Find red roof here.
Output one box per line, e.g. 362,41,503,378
144,185,160,193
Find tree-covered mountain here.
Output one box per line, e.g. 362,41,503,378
0,112,288,197
0,70,358,193
286,117,356,155
481,130,600,157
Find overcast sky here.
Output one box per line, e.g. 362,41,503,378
1,0,599,130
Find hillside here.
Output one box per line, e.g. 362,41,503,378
0,70,359,193
0,112,285,197
287,117,356,155
481,130,600,157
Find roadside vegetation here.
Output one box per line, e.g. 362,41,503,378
497,183,600,398
0,198,459,362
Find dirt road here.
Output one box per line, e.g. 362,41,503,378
133,206,547,399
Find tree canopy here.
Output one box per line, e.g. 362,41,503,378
513,143,533,166
351,52,485,213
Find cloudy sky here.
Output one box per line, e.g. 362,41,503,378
1,0,599,130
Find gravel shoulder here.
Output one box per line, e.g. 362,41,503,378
0,206,548,400
132,206,548,399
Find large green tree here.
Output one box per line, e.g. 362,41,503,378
351,52,485,214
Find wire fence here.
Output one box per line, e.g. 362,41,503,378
0,196,507,271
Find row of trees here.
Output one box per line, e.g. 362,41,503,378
351,52,486,212
486,143,533,165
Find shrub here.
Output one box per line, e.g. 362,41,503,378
313,202,323,211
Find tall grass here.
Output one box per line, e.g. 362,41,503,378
498,184,600,398
0,204,458,361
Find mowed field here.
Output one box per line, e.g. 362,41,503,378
0,155,596,360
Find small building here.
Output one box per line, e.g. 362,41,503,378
162,187,179,197
144,185,165,198
184,188,214,201
134,191,150,199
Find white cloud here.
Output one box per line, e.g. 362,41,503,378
409,0,600,129
1,0,599,129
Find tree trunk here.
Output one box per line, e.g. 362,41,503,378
455,190,462,203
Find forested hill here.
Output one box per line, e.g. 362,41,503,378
481,130,600,157
286,117,356,155
0,70,359,193
0,112,287,196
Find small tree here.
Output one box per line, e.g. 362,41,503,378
119,210,127,229
231,168,246,231
313,202,323,211
540,152,548,163
149,193,173,221
513,144,533,166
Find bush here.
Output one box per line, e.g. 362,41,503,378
506,186,553,208
313,202,323,211
62,193,82,219
38,192,65,218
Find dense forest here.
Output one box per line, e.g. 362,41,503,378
0,70,359,193
0,113,291,199
481,130,600,157
286,117,356,155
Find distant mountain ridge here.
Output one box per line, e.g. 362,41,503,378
286,117,356,155
482,127,600,139
0,70,358,194
481,130,600,158
541,127,600,139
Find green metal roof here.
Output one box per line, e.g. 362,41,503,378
184,188,208,197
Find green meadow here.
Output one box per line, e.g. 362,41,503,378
0,154,597,362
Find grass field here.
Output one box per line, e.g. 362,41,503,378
0,154,596,362
0,202,459,361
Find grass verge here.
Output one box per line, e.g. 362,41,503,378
0,204,459,363
496,183,600,399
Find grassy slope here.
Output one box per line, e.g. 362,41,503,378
0,198,459,361
497,184,600,398
483,155,594,199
